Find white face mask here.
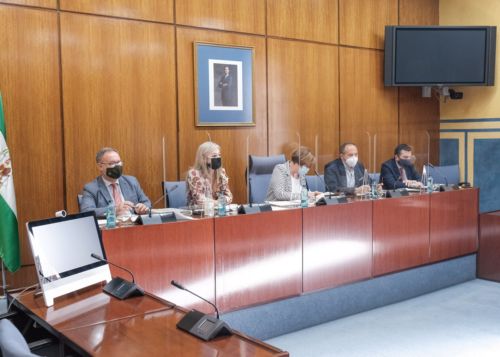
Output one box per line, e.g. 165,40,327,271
299,165,309,176
345,156,358,168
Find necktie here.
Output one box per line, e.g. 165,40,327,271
399,167,406,182
111,183,122,206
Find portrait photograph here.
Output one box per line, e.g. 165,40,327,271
194,42,254,126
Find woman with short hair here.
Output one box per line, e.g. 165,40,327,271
266,146,316,201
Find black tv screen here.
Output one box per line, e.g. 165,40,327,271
385,26,496,86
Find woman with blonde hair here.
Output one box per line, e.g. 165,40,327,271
186,141,233,206
266,146,316,201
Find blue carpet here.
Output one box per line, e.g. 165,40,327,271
266,279,500,357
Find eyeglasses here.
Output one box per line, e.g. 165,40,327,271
100,161,123,166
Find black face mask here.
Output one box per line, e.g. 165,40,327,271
207,157,222,170
106,165,123,179
398,158,412,168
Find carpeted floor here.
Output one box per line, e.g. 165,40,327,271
266,279,500,357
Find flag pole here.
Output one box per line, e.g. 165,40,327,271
0,260,7,314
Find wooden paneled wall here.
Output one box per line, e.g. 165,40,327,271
0,0,439,288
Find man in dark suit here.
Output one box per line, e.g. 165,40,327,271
80,147,151,217
380,143,423,190
324,142,370,195
218,66,235,106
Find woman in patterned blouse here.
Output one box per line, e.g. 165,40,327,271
186,141,233,207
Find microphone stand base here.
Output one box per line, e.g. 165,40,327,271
103,277,144,300
177,309,232,341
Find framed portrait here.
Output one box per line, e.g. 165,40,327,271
194,42,255,126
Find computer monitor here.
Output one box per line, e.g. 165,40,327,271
26,211,112,307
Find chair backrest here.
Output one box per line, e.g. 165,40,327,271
77,194,83,212
426,164,460,185
0,319,39,357
248,154,286,203
305,175,325,192
162,181,187,208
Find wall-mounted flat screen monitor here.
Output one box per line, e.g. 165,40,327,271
384,26,496,86
26,211,111,307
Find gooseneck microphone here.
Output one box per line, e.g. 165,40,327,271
314,169,331,197
91,253,136,283
91,253,144,300
171,280,220,318
170,279,232,341
148,188,172,217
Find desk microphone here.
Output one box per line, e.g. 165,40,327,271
170,280,231,341
314,169,331,196
148,188,172,217
90,253,144,299
171,280,219,318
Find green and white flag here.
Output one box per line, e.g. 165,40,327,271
0,93,20,272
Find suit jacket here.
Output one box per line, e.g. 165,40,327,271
266,162,308,201
380,158,421,190
80,175,151,217
324,158,369,195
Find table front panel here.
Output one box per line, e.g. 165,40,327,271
373,194,430,276
215,210,303,312
303,200,373,292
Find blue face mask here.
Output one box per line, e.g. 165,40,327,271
299,165,309,176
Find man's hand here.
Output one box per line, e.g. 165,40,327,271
134,203,149,215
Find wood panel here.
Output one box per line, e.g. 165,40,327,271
3,265,37,290
339,47,398,173
176,0,265,34
176,28,267,204
268,39,339,171
303,201,372,292
102,219,215,313
430,189,478,262
0,0,55,8
267,0,338,44
215,210,302,312
373,194,430,276
399,0,439,26
61,14,177,213
399,87,440,168
0,6,62,275
339,0,398,49
478,211,500,282
60,0,173,23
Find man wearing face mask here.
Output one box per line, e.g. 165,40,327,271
324,142,371,195
186,141,233,207
380,144,422,190
266,146,318,201
80,147,151,217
